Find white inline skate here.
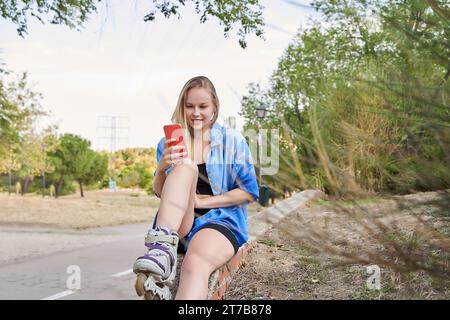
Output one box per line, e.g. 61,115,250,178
133,225,179,300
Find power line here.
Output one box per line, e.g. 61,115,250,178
265,22,296,36
281,0,316,11
97,115,130,191
97,115,129,153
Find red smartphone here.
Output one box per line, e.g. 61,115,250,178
163,124,187,157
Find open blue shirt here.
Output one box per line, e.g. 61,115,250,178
154,122,259,248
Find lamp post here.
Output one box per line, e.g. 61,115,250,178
8,168,12,195
42,143,47,197
8,147,13,195
255,104,268,188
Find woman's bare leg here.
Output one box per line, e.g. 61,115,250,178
175,228,235,299
133,159,198,300
156,159,198,237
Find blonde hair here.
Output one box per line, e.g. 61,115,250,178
171,76,220,137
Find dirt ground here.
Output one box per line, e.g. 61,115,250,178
225,190,450,300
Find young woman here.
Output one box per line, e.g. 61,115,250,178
133,76,259,300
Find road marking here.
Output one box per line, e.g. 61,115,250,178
41,269,133,300
41,290,76,300
112,269,134,278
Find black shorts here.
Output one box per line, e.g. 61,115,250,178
152,210,239,255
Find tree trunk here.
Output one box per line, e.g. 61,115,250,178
56,178,64,198
79,181,84,198
20,178,30,196
23,178,30,194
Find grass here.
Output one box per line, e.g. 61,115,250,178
258,239,277,247
312,197,379,207
0,189,161,229
351,287,389,300
0,188,265,229
226,190,450,300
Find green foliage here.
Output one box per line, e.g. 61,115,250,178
0,70,58,194
143,0,264,48
79,150,108,187
112,148,155,190
0,0,98,36
52,133,91,178
48,133,107,197
1,0,265,48
240,0,449,197
118,167,140,189
0,71,46,158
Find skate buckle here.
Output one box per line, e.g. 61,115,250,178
145,234,178,246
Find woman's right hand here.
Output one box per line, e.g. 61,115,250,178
157,138,188,173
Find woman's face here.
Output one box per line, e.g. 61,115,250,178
184,87,216,132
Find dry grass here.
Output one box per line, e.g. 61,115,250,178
0,189,262,230
0,189,160,229
225,190,450,300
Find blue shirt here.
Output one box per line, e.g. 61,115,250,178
154,122,259,247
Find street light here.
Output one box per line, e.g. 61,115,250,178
256,104,268,119
8,148,12,195
42,143,47,197
256,104,268,206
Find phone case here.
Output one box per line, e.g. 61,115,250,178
163,124,187,154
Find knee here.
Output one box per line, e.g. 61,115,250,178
173,158,198,176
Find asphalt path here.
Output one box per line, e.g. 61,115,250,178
0,223,150,300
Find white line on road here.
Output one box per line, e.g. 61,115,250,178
112,269,134,278
41,290,76,300
41,269,133,300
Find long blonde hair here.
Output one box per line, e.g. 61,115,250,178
171,76,220,137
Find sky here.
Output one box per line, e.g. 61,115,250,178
0,0,321,151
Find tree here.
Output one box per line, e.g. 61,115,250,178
15,131,43,194
0,87,18,156
0,71,45,157
1,0,265,48
240,0,449,196
77,150,108,197
51,134,107,197
118,166,140,190
0,71,52,193
0,0,98,36
113,148,155,190
143,0,265,48
50,133,92,197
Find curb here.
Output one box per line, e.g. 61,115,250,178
207,189,326,300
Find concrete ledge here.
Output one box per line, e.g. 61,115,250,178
207,189,326,300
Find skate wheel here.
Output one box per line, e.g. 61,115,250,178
143,275,173,300
135,273,148,297
144,291,160,300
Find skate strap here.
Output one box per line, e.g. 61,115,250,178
145,234,178,246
